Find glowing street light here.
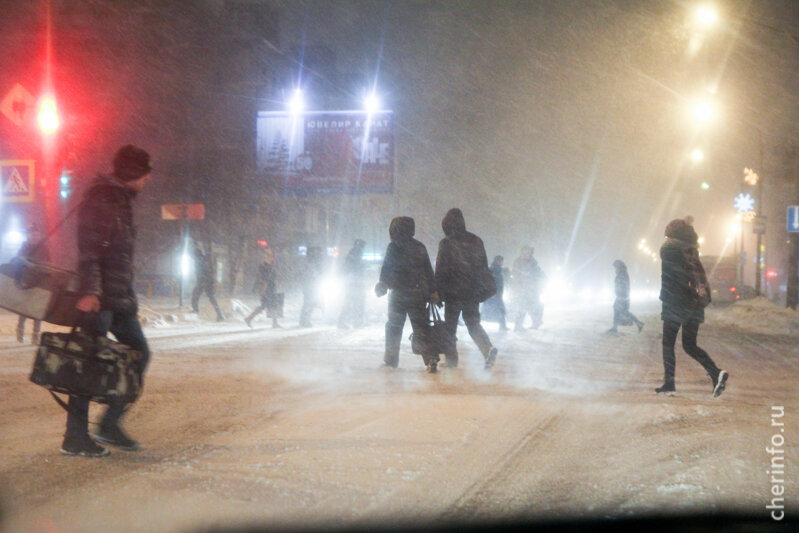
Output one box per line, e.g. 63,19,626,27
692,100,714,123
363,92,380,114
696,7,718,26
287,89,304,115
691,148,704,162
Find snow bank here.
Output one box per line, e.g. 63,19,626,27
711,297,799,336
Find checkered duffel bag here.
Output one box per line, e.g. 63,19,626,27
30,328,143,404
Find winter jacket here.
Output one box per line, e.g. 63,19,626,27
659,237,706,324
379,217,435,297
512,249,545,298
614,267,630,300
434,208,495,303
77,174,139,314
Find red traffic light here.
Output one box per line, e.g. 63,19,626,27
37,95,60,135
257,240,269,247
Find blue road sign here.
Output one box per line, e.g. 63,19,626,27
788,206,799,233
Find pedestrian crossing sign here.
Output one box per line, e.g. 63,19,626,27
1,160,35,203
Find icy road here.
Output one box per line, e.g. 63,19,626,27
0,298,797,532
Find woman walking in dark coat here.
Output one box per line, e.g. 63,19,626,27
657,218,728,397
482,255,509,331
606,259,643,335
375,216,440,372
245,247,281,328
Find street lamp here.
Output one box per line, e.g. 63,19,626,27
696,7,718,26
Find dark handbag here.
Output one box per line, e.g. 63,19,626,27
30,327,144,404
473,265,497,303
410,304,456,356
0,257,81,326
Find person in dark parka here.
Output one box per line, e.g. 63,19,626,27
481,255,509,331
245,247,281,328
191,242,225,322
299,246,324,327
512,246,546,331
66,144,154,457
657,217,728,397
338,238,366,329
375,216,440,372
606,259,644,334
15,222,50,344
435,208,498,369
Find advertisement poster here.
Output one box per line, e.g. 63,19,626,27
257,111,393,193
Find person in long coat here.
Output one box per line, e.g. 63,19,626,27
657,217,728,397
338,238,366,328
481,255,509,331
191,242,225,321
15,222,50,344
511,246,545,331
606,259,644,334
434,208,498,369
245,247,281,328
299,246,324,327
375,216,440,372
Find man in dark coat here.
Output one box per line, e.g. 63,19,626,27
191,242,225,321
657,217,728,397
512,246,546,331
244,247,281,328
482,255,509,331
434,208,498,369
299,246,324,327
15,222,50,344
65,144,153,457
606,259,644,335
338,238,366,329
375,216,439,372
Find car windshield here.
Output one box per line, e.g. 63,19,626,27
0,2,797,532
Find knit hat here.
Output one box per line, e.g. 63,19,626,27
113,145,152,181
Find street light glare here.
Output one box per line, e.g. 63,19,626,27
287,89,304,114
691,148,704,162
697,7,717,25
364,92,380,113
692,101,713,123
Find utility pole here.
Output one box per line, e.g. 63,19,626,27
755,129,764,296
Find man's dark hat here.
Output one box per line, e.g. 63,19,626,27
113,145,152,181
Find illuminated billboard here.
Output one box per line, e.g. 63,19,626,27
256,110,393,193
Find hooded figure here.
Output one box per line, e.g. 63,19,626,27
338,238,367,328
190,242,225,321
375,216,439,371
434,208,498,369
606,259,644,334
245,247,281,328
656,217,728,397
511,245,546,330
481,255,509,331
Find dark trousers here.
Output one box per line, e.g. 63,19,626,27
191,282,224,318
384,290,431,367
444,300,493,362
661,320,719,385
612,298,642,329
515,294,543,330
66,311,151,437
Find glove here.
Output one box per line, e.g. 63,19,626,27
374,281,388,298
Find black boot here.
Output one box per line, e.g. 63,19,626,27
94,402,140,451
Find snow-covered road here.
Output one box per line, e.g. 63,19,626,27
0,298,796,532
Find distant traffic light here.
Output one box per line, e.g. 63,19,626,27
59,170,72,199
37,95,60,135
257,239,269,247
